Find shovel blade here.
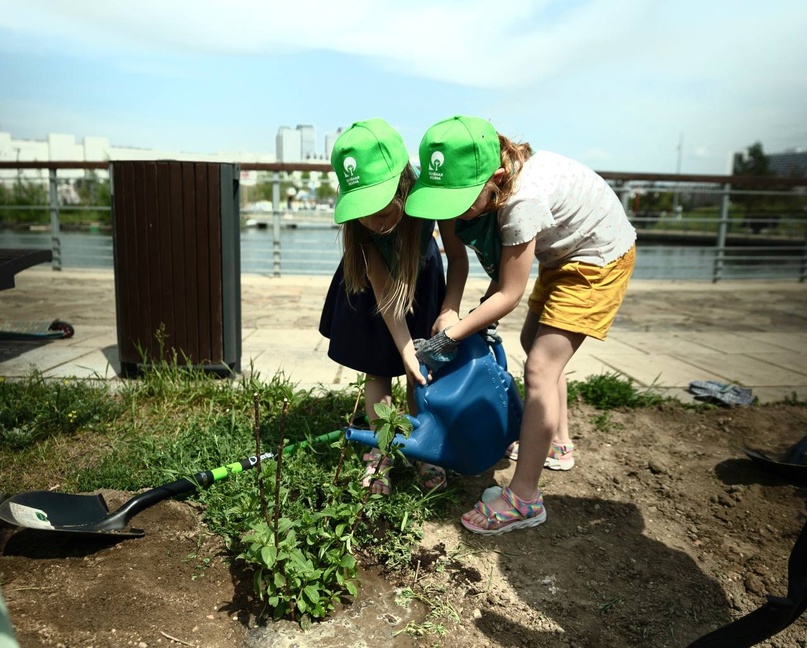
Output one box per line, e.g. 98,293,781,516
743,447,807,483
0,490,136,534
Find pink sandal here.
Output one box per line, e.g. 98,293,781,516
361,451,393,495
461,486,547,535
417,462,447,492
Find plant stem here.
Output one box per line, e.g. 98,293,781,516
274,398,293,621
252,392,271,526
333,384,363,485
273,398,288,551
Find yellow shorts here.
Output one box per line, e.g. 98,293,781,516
527,245,636,341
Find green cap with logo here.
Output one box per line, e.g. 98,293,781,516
405,115,501,220
331,118,410,224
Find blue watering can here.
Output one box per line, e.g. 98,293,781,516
344,334,523,474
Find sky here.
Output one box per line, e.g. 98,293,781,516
1,0,806,175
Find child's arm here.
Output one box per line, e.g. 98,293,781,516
364,244,426,387
432,220,469,334
446,238,535,342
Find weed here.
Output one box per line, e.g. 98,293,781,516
0,371,121,450
571,372,663,410
591,411,621,432
781,391,807,406
394,584,460,638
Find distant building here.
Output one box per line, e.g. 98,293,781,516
0,131,275,186
324,127,344,160
275,126,301,163
297,124,316,160
768,148,807,178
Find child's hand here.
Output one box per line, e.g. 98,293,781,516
414,329,459,371
432,310,460,336
403,348,427,386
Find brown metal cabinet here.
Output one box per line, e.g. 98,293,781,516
111,161,241,377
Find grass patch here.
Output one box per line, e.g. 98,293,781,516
0,372,121,450
0,365,452,626
569,372,664,409
0,363,727,627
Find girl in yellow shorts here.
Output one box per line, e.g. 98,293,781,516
405,116,636,535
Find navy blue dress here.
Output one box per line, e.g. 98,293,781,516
319,223,446,378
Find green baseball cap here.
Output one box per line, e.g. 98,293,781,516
331,118,409,224
405,116,501,220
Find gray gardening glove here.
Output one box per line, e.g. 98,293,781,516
479,320,501,346
470,303,501,346
413,329,459,371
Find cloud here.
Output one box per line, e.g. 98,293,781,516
3,1,805,97
2,1,805,172
0,0,663,88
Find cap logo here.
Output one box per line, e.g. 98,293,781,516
343,156,360,187
428,151,444,182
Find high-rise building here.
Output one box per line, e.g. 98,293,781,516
297,124,316,160
324,127,344,160
276,126,301,162
768,148,807,178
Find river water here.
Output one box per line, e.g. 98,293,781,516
0,227,802,281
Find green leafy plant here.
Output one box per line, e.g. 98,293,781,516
370,401,413,455
238,504,360,625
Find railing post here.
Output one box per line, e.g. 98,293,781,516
48,168,62,271
712,182,731,283
800,232,807,283
618,182,631,216
272,172,281,277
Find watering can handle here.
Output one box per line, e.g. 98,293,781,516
490,340,508,371
412,362,430,414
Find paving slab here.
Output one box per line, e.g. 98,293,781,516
745,351,807,375
681,352,807,387
608,331,723,356
733,331,807,353
591,351,729,388
2,269,807,406
678,332,807,355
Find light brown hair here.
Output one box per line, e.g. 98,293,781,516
488,133,533,211
341,164,423,320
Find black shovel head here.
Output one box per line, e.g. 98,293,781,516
742,448,807,484
0,491,145,538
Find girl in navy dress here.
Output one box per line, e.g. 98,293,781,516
319,118,468,494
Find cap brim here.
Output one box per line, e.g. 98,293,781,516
333,174,401,224
404,181,485,220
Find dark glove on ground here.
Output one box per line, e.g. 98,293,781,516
413,329,459,371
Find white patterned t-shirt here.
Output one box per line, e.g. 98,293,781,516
498,151,636,268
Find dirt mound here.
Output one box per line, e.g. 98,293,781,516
2,402,806,647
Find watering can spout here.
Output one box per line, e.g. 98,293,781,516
344,415,437,463
344,336,523,475
343,426,379,450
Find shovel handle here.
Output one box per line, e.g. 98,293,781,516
192,429,345,487
93,429,345,531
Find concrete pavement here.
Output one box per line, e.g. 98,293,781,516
2,267,807,404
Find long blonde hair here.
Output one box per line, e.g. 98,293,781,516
341,164,423,320
488,133,533,211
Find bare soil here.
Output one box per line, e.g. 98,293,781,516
2,402,806,648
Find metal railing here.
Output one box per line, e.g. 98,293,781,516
1,162,805,281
